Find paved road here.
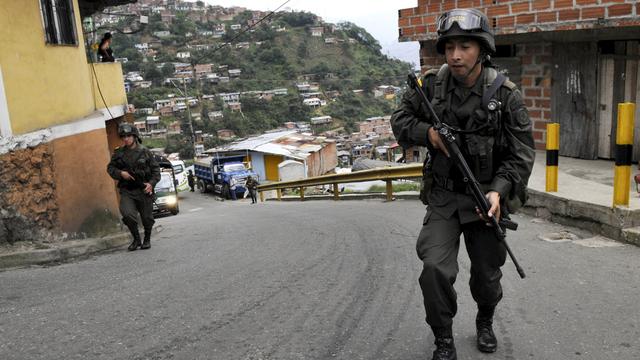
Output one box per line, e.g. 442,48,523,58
1,192,639,360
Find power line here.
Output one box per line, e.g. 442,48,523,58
192,0,291,64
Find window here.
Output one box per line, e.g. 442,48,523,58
40,0,77,45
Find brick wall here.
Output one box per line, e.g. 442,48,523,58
399,1,639,151
399,0,640,42
517,42,553,150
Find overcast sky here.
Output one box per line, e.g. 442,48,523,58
189,0,420,67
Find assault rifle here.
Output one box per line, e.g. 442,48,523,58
407,73,526,279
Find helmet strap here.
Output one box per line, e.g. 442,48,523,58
460,56,482,81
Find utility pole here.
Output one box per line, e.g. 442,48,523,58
169,78,196,159
183,78,196,157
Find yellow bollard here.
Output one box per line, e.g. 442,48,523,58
613,103,636,207
300,186,305,201
545,123,559,192
333,183,339,200
385,180,393,202
259,191,264,203
276,188,282,201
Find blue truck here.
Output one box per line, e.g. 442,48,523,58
194,155,257,199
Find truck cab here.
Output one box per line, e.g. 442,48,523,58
194,155,257,200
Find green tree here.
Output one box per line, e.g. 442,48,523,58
142,63,163,85
161,62,175,77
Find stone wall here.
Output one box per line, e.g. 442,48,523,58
0,144,58,244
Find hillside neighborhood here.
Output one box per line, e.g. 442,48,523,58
91,0,411,178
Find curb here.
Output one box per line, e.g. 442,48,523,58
523,189,640,245
267,190,640,246
0,232,130,270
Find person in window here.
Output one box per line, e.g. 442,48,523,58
97,32,114,62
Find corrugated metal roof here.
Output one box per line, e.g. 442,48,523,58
221,130,296,151
207,130,332,160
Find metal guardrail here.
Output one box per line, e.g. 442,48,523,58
257,163,423,201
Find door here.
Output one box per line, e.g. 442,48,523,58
552,42,599,159
597,41,640,160
264,154,283,181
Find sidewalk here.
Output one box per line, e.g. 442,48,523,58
525,150,640,246
0,232,131,270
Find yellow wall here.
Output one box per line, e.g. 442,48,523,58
0,0,125,135
264,154,283,181
90,62,127,109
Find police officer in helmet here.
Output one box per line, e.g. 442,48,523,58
107,122,160,251
391,8,535,360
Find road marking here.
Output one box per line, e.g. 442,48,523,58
189,207,203,212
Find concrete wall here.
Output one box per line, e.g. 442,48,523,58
53,129,120,233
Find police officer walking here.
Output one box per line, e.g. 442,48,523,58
107,123,160,251
391,9,535,360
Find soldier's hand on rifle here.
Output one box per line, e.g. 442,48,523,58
476,191,501,225
428,127,450,157
143,182,153,195
121,170,135,181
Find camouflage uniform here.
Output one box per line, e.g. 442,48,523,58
391,58,535,350
107,125,160,250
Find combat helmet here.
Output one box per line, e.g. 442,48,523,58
118,122,141,142
435,8,495,55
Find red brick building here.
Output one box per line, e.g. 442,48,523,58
398,0,640,160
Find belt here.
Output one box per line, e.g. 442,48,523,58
433,174,468,193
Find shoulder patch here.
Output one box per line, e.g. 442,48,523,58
503,79,517,90
424,68,439,77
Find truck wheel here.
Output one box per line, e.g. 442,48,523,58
222,184,231,200
170,205,179,215
198,180,208,193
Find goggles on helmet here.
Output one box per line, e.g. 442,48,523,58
437,9,490,34
119,123,134,135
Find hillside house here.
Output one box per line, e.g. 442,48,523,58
310,26,324,37
145,116,160,131
217,129,236,140
176,51,191,59
209,130,338,182
219,92,240,103
303,98,326,107
310,116,333,125
153,30,170,38
226,102,242,112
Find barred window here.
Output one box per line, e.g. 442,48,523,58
39,0,77,45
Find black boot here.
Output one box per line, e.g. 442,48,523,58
476,306,497,353
432,337,456,360
141,229,151,250
128,230,141,251
431,327,456,360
